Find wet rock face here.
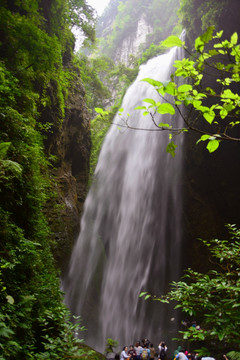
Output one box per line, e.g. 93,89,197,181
115,16,153,65
44,76,91,272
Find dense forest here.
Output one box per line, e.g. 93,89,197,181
0,0,240,358
0,0,104,358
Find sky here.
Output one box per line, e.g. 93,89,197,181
87,0,110,15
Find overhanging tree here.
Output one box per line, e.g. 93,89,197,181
108,27,240,156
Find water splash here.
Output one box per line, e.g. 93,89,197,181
63,41,185,352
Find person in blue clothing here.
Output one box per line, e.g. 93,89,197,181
176,351,188,360
140,344,150,359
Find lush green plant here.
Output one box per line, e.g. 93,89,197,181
114,28,240,155
104,338,119,355
140,224,240,353
227,352,240,360
0,0,97,358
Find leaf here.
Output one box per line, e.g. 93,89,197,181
196,134,211,144
0,326,14,338
158,123,170,128
143,98,156,106
166,141,177,157
203,110,215,124
164,82,176,95
1,160,23,176
139,292,148,298
231,32,238,45
141,78,163,87
157,103,175,115
135,106,146,110
178,84,192,93
218,333,225,341
200,26,215,44
144,295,151,300
6,295,14,304
206,139,220,153
95,107,104,114
0,142,11,159
161,35,183,48
195,37,204,51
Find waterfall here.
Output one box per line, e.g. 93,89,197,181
63,40,185,352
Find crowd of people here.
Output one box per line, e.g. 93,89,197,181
110,339,167,360
107,339,217,360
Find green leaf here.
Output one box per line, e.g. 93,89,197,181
0,326,14,338
6,295,14,305
144,295,151,300
195,37,204,51
143,98,156,106
141,78,162,87
231,32,238,45
139,292,148,298
218,333,225,341
157,103,175,115
206,139,220,153
198,333,205,340
178,84,192,93
196,134,211,144
135,106,146,110
161,35,183,48
203,110,215,124
164,82,176,95
200,26,215,44
95,107,104,114
0,142,11,159
158,123,170,128
166,141,177,157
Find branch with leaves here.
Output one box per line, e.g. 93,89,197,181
96,27,240,155
139,224,240,352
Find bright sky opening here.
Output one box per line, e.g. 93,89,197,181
87,0,110,15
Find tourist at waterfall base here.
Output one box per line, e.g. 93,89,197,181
149,343,156,360
128,345,137,359
141,344,150,359
134,342,143,360
120,346,130,360
158,342,167,360
176,351,188,360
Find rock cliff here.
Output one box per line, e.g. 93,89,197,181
43,73,91,272
114,16,153,66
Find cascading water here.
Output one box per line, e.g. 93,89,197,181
63,39,185,352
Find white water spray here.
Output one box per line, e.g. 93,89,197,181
63,39,185,352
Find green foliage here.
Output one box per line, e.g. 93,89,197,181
141,224,240,353
132,28,240,155
104,338,119,354
178,0,226,43
227,352,240,360
0,0,97,358
96,0,181,60
90,111,112,180
74,53,113,112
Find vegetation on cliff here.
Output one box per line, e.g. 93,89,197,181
0,0,102,358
